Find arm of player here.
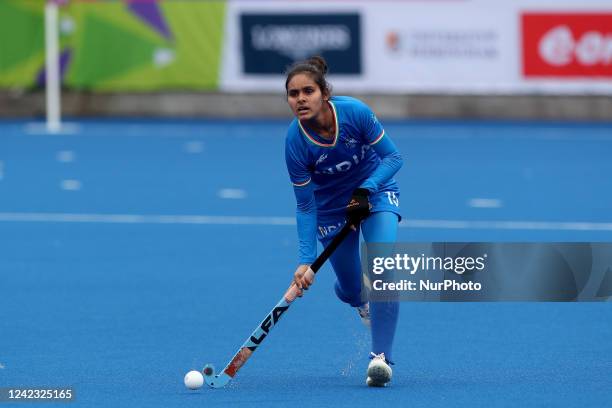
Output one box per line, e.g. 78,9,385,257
293,180,317,265
359,134,403,193
353,101,403,193
291,181,318,293
285,136,318,292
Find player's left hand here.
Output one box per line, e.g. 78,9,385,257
346,188,371,226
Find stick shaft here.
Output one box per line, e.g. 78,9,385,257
214,222,354,382
310,222,353,272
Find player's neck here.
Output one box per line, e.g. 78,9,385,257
304,101,335,140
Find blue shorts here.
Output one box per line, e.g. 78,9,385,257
317,189,401,241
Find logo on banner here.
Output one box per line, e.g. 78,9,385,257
522,13,612,77
241,14,361,74
383,29,499,59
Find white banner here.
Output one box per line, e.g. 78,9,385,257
220,1,612,94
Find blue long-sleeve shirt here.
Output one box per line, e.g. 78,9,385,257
285,96,403,264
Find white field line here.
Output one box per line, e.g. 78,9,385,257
217,188,247,199
0,212,611,231
0,213,295,226
56,150,75,163
468,198,502,208
402,219,612,231
60,180,81,191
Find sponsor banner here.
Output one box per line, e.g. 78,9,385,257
221,1,518,93
364,3,517,93
4,0,611,93
221,1,365,93
522,13,612,78
361,243,612,302
221,1,612,94
240,13,361,75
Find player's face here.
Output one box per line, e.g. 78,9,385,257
286,74,327,121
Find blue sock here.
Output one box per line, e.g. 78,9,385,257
362,212,400,363
323,212,400,363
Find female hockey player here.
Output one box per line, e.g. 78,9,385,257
284,56,403,387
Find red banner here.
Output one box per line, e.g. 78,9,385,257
522,13,612,78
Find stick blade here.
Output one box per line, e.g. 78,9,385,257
204,371,232,389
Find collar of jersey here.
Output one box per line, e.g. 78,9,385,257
298,100,338,148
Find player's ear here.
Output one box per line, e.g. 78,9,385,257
321,87,330,101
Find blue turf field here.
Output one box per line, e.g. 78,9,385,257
0,119,611,407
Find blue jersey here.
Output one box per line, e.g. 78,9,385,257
286,96,399,216
285,96,403,264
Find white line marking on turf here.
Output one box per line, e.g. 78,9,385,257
0,213,295,225
184,141,204,153
218,188,247,199
401,219,612,231
57,150,75,163
0,213,611,231
468,198,502,208
60,180,81,191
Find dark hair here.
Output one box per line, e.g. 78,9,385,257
285,56,331,97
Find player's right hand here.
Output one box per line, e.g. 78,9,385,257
293,264,314,296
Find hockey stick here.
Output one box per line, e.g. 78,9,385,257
203,221,355,388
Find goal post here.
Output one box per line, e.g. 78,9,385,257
28,0,78,135
45,0,61,133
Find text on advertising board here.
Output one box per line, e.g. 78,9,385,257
241,13,361,75
522,13,612,78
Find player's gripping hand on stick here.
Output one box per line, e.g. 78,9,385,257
293,264,315,296
346,188,371,227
